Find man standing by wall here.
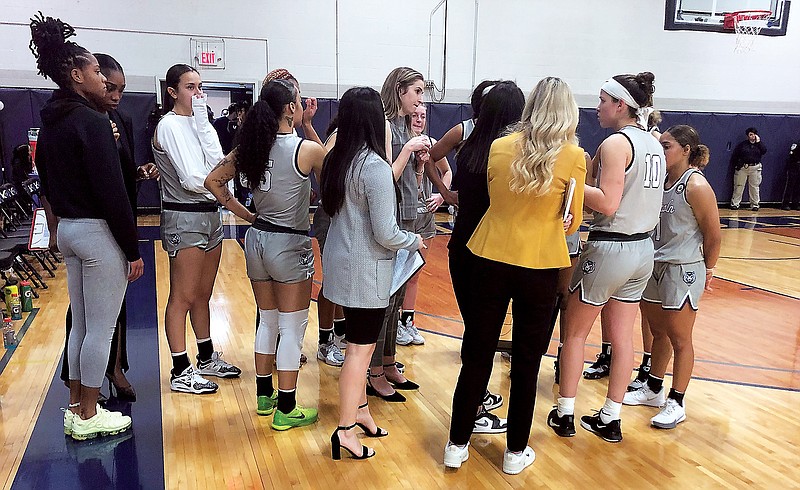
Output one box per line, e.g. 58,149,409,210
730,127,767,211
781,139,800,211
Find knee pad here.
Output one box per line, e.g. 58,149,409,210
276,309,309,371
255,309,279,355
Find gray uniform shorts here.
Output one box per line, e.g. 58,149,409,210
566,231,582,258
160,210,223,258
313,207,331,255
415,206,436,240
244,228,314,284
642,261,705,311
569,238,654,306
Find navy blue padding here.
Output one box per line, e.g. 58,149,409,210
3,88,799,203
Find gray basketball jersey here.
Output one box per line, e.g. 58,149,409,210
461,119,475,141
153,112,216,204
250,133,311,231
653,168,704,264
590,125,663,235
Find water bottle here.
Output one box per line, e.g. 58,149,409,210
20,281,33,312
10,292,22,320
3,317,16,349
4,285,17,311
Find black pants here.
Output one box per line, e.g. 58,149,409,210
449,256,559,451
448,245,478,315
60,297,128,382
783,166,800,208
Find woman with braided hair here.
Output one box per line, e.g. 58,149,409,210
30,12,140,440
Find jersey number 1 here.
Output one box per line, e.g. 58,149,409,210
643,154,662,189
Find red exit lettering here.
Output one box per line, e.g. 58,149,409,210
201,51,216,64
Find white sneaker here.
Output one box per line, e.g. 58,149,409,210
503,446,536,475
627,378,646,392
395,321,413,346
623,385,665,407
651,398,686,429
170,365,218,394
443,441,470,469
196,351,242,378
71,409,132,441
63,408,77,435
317,340,345,367
407,322,425,345
332,333,347,350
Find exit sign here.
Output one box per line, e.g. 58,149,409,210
191,38,225,69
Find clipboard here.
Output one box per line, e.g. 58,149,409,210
562,178,576,222
391,249,426,296
28,208,51,251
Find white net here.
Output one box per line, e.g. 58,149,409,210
733,12,770,53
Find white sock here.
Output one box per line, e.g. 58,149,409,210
557,397,575,417
600,398,622,424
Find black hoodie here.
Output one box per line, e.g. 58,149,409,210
37,89,140,262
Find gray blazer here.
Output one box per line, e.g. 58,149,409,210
322,149,417,308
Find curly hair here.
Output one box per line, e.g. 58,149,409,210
28,11,93,89
235,79,297,189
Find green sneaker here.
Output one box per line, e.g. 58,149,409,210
271,405,318,431
257,392,278,416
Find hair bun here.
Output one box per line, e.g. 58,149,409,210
635,71,656,95
29,11,75,58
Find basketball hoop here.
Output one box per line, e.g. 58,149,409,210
724,10,771,53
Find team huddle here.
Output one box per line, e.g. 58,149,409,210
30,12,720,476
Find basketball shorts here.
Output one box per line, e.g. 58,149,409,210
244,228,314,284
569,237,654,306
313,206,331,255
642,261,705,311
566,231,582,258
160,210,223,257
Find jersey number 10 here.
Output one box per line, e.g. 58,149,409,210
643,154,663,189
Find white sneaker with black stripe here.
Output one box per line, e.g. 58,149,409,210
196,351,242,378
170,365,218,394
473,409,507,434
482,390,503,411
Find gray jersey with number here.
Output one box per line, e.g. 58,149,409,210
250,133,311,231
590,125,663,235
653,168,704,264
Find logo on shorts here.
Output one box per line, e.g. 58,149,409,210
168,233,181,246
299,251,313,267
683,271,696,285
582,259,595,275
676,183,686,195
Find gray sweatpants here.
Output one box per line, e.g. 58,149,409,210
58,219,129,388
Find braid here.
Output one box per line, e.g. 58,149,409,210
29,11,92,89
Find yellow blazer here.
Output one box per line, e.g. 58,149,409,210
467,133,586,269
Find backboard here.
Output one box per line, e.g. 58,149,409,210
665,0,791,35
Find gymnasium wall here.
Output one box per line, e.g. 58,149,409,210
0,1,798,113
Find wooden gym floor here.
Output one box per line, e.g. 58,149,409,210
0,208,798,489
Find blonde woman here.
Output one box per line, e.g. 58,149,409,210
444,77,586,475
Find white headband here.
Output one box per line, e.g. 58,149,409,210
601,78,653,128
481,84,496,96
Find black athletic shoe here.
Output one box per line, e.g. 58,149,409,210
580,411,622,443
583,353,611,380
547,408,576,437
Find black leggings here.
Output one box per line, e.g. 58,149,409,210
449,256,559,451
343,306,388,345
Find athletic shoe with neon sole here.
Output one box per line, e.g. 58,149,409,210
63,408,77,435
271,405,318,431
623,385,665,407
256,391,278,416
196,351,242,378
650,398,686,429
71,410,132,441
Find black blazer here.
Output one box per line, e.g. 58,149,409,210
109,109,138,212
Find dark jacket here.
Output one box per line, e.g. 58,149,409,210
110,108,138,211
788,142,800,170
730,140,767,170
37,89,140,262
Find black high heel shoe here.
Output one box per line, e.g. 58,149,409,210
106,373,136,402
383,364,419,390
366,371,406,402
331,424,375,460
355,402,388,437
